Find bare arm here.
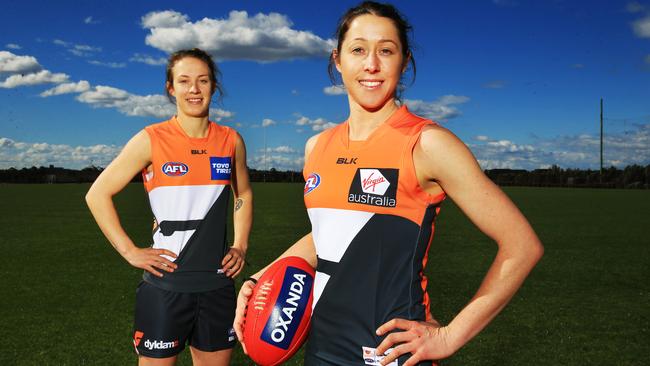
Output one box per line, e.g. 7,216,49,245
377,126,543,365
221,132,253,278
85,130,178,277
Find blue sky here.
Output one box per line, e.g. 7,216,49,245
1,0,649,171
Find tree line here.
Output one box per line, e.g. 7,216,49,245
1,164,649,189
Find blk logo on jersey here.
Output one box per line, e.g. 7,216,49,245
210,157,231,180
336,157,358,164
162,162,189,176
304,173,321,195
348,168,398,207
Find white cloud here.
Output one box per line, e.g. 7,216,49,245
475,135,489,141
53,39,101,57
142,10,190,28
0,137,15,147
482,80,506,89
0,70,69,88
73,44,100,52
250,144,303,171
251,144,303,171
141,10,335,62
632,15,650,38
210,108,234,121
75,84,234,121
404,95,470,121
40,80,90,97
625,2,645,13
262,118,276,127
77,87,175,119
260,145,297,154
84,16,100,24
469,124,650,170
0,51,41,74
5,43,21,50
130,53,167,66
296,116,338,131
88,60,126,68
0,136,122,169
249,154,304,171
77,85,130,107
120,94,177,119
323,85,346,95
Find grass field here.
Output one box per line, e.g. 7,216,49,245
0,183,648,365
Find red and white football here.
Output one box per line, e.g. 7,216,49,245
243,256,315,366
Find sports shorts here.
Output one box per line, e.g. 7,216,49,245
132,281,236,358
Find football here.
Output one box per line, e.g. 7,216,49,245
243,256,315,366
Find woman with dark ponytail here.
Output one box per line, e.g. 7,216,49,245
87,48,252,366
235,3,543,365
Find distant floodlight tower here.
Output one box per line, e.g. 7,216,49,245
263,121,267,183
600,98,603,181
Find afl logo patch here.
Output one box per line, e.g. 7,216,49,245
304,173,320,195
162,162,188,176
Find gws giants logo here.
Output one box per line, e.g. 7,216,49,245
304,173,321,195
348,168,398,207
133,331,144,347
162,162,188,176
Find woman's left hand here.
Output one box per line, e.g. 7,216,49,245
375,318,456,366
221,246,245,278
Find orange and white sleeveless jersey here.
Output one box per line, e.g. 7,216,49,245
302,106,445,366
141,116,236,292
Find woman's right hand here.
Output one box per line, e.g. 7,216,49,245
123,247,178,277
234,278,258,354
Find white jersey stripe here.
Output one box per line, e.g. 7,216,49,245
308,207,374,263
148,184,226,259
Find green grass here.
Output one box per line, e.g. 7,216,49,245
0,184,648,365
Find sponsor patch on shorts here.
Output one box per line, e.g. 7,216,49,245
141,338,180,351
362,346,397,366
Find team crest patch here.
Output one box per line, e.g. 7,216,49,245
134,331,144,347
210,157,231,180
304,173,321,195
348,168,398,207
162,162,188,176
